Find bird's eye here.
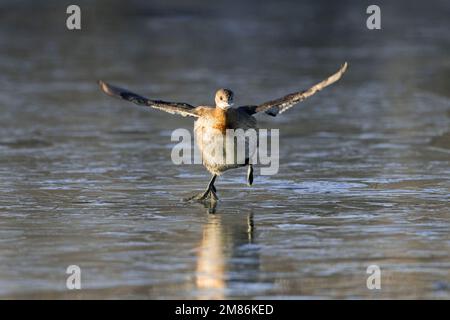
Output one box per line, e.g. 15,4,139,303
220,97,223,100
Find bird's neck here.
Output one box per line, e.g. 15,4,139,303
212,107,228,133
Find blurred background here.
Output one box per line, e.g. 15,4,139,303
0,0,449,299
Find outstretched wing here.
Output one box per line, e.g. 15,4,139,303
98,81,199,118
241,62,348,117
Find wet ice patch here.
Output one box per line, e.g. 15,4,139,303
292,181,367,194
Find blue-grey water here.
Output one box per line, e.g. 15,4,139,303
0,0,449,299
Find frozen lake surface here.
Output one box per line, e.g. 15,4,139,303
0,0,449,299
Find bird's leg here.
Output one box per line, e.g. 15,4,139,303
206,174,218,201
247,164,254,186
184,174,218,202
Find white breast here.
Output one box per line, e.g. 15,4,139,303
194,116,257,175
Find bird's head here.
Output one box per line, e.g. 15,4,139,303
215,88,234,110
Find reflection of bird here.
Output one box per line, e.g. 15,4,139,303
98,62,347,202
195,212,256,299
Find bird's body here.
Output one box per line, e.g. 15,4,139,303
98,62,348,203
194,106,257,175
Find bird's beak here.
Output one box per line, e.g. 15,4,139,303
218,102,233,109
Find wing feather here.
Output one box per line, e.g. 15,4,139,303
98,81,199,118
243,62,348,117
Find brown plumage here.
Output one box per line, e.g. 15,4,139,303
98,62,348,203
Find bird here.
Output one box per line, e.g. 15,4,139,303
98,62,348,203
